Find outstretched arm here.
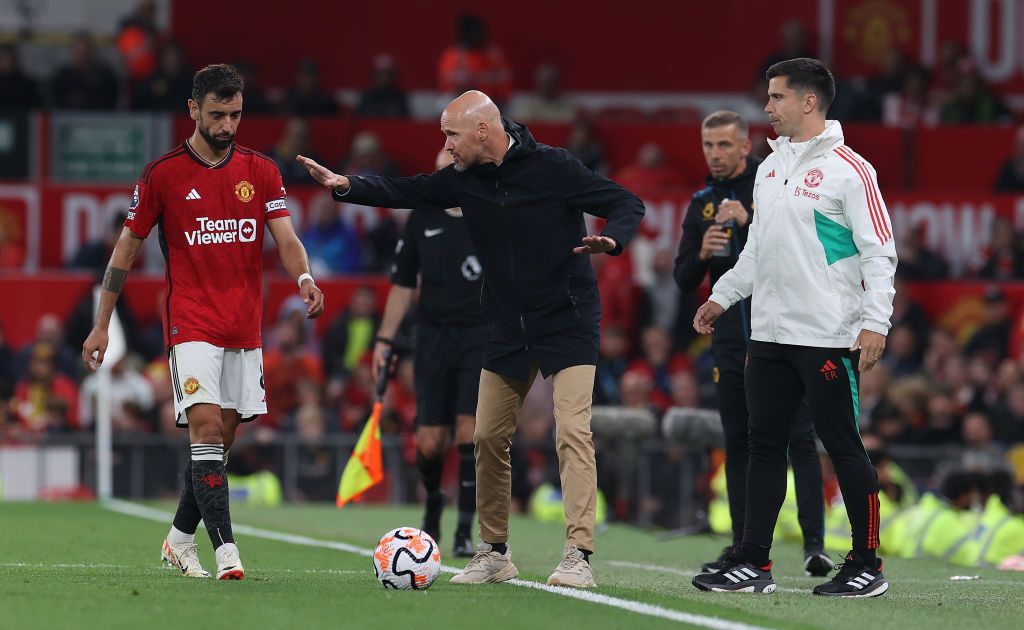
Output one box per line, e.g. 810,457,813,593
297,155,457,210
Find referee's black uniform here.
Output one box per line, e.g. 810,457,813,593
391,207,485,551
392,208,487,422
674,155,826,560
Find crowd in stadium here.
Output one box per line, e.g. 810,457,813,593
1,4,1023,526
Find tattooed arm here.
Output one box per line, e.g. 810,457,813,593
82,227,145,371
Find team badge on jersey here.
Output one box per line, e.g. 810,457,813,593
235,180,255,202
702,202,715,219
804,169,824,188
183,377,200,395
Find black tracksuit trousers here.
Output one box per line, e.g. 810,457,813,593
741,341,880,562
714,342,824,552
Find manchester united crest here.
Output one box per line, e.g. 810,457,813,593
702,202,715,219
234,180,255,203
183,377,200,395
804,169,824,188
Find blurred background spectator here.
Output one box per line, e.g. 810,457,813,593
565,117,608,174
357,54,410,118
132,41,192,111
266,117,324,184
0,44,43,110
232,59,274,113
336,131,398,177
50,32,119,110
115,0,161,83
301,205,363,276
511,63,575,122
283,59,338,116
614,143,684,192
437,13,512,107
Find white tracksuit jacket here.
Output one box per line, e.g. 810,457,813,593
709,120,898,348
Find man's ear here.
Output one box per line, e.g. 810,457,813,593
188,98,199,121
478,121,489,141
804,93,817,114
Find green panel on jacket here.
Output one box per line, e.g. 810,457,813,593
814,210,859,265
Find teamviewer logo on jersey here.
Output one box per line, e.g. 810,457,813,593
186,216,256,246
238,218,256,242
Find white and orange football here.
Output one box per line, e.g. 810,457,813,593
372,527,441,590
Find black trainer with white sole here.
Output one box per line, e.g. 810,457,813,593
693,559,777,593
453,533,475,558
700,545,738,573
804,550,833,577
812,553,888,597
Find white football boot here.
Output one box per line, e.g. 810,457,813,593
215,542,245,580
161,537,211,578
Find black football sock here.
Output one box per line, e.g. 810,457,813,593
456,444,476,537
486,542,508,554
418,452,444,536
190,444,234,550
171,459,202,536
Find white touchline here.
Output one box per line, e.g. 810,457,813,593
609,560,700,576
0,562,358,576
1,562,129,569
105,499,776,630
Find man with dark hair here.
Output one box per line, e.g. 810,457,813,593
675,110,831,577
692,58,897,597
372,148,483,558
83,63,325,581
299,90,644,588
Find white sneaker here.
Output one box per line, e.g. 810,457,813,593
547,545,596,588
161,537,210,578
449,542,518,584
215,542,245,580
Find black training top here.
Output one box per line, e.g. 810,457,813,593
391,208,486,328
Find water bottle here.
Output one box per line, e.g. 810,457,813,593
712,192,738,258
711,219,735,258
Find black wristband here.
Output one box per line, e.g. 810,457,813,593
374,336,393,346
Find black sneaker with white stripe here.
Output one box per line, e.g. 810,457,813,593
700,545,737,573
812,552,888,597
803,549,833,577
692,559,776,593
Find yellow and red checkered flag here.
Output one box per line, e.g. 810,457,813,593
336,347,391,508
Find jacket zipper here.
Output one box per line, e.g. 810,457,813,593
497,176,528,350
772,135,828,343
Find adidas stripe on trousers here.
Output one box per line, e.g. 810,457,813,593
742,341,880,555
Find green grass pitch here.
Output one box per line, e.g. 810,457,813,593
1,501,1022,629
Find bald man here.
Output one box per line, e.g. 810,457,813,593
300,90,645,588
371,149,483,558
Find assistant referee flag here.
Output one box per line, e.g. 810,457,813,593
336,401,384,507
336,347,392,508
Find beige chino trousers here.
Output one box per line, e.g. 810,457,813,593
474,364,597,551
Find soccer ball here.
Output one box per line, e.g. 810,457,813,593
372,527,441,590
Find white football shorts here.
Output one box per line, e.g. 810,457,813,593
169,341,266,427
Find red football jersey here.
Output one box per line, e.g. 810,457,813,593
125,140,290,349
